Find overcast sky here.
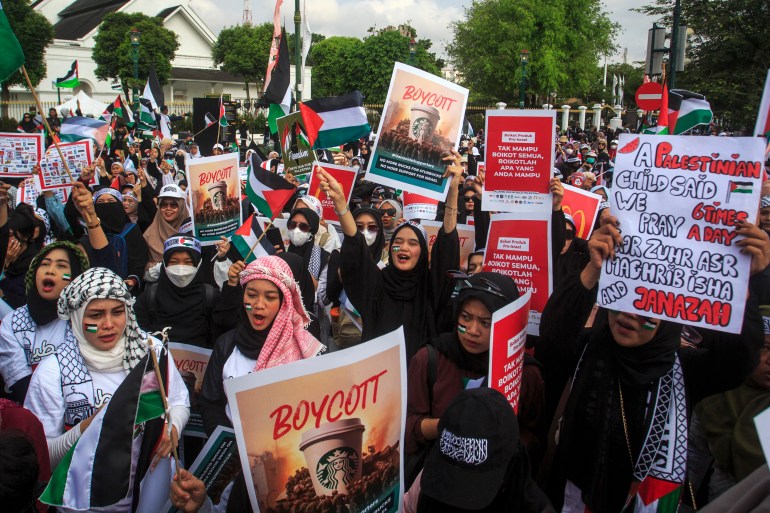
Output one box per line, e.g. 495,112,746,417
190,0,660,64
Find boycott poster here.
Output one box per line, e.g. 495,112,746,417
168,343,212,438
421,220,475,268
38,140,94,190
225,329,406,513
597,134,765,334
307,161,357,222
16,177,68,207
163,427,240,513
277,111,315,176
0,132,43,177
562,184,603,239
489,290,532,413
483,212,552,335
403,191,439,220
366,63,469,201
483,110,556,211
188,153,242,245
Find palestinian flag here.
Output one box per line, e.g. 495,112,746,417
204,112,217,127
0,0,25,83
727,180,754,203
299,90,370,149
104,95,134,125
233,214,276,263
60,116,109,147
263,28,291,135
669,89,713,135
245,153,295,218
143,66,164,111
137,99,159,139
54,61,80,89
218,96,228,127
754,68,770,138
629,477,682,513
40,351,167,511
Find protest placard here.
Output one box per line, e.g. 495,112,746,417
597,135,765,334
37,140,94,190
162,427,240,513
562,183,603,239
488,290,532,413
483,212,552,335
307,161,357,222
225,328,406,513
421,220,475,269
0,132,43,177
403,191,439,220
16,177,68,207
755,406,770,466
366,63,469,201
482,110,556,211
276,111,315,176
168,343,212,438
188,153,242,245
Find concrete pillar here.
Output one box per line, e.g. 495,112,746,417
542,104,552,110
561,105,571,132
496,102,507,110
592,103,602,129
578,106,588,129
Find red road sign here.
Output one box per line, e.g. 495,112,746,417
635,82,664,111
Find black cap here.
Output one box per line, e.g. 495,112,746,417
421,388,519,510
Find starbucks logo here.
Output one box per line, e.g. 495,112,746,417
411,117,434,140
316,447,359,491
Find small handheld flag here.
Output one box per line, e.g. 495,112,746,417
54,61,80,89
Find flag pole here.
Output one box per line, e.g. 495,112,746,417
216,97,222,146
147,334,182,479
244,218,276,262
20,65,93,223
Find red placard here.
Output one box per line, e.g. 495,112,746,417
561,184,602,240
420,220,475,268
488,290,531,413
402,191,439,220
483,110,556,211
307,161,357,222
635,82,664,111
483,212,552,335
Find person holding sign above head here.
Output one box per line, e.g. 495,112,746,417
317,151,462,363
536,217,769,513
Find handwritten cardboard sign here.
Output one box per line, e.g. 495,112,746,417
562,183,603,239
597,134,765,333
488,290,531,413
225,328,406,513
482,110,556,211
307,161,357,222
366,62,469,201
188,153,242,245
483,212,552,335
0,132,43,177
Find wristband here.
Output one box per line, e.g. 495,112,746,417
86,217,101,229
335,205,350,217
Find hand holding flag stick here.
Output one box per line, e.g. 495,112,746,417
147,328,182,479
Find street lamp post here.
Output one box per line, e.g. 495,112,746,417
294,0,302,103
519,49,529,109
409,38,417,65
130,29,141,119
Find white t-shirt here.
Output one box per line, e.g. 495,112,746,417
221,346,256,423
0,307,69,389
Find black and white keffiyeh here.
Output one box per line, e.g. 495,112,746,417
57,267,148,371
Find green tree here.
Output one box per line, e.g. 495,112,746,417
287,32,326,67
1,0,55,117
448,0,616,104
636,0,769,129
309,36,364,97
92,12,179,96
212,23,273,102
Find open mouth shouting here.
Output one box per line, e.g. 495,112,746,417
41,277,57,294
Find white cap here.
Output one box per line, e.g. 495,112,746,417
213,143,224,151
158,183,185,199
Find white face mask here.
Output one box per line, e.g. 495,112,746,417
566,148,574,155
288,228,311,247
362,230,377,247
165,263,199,288
352,164,361,171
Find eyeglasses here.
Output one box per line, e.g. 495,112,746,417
356,224,379,233
379,208,397,217
463,196,476,203
159,201,179,209
446,270,510,302
287,220,311,232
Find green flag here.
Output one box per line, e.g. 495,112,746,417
0,1,25,83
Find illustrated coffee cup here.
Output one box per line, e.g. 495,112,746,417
299,418,365,496
409,104,440,144
207,180,227,210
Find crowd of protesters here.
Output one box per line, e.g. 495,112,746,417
0,111,769,513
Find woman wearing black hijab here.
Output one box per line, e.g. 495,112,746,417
17,113,38,133
276,251,319,336
0,204,48,308
536,219,767,513
318,151,462,362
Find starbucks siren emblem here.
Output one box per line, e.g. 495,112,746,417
316,447,359,493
